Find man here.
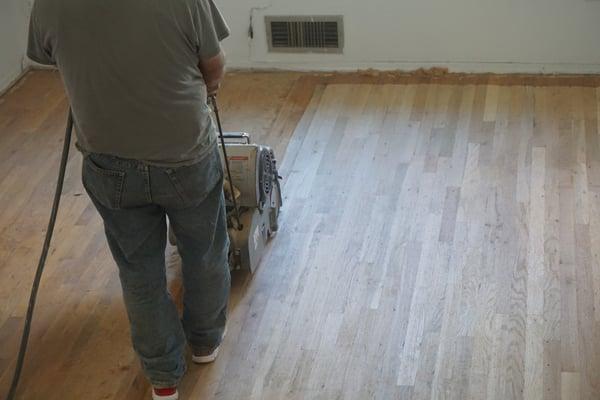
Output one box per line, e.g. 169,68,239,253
28,0,231,398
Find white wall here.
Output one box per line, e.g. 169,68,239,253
1,0,598,86
219,0,600,74
0,0,31,92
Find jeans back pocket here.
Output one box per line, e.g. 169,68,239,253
164,147,223,209
82,155,126,210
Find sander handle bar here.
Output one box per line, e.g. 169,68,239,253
210,95,243,231
221,132,251,144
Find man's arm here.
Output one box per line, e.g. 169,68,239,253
199,50,226,96
192,0,229,96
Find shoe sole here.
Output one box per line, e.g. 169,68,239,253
152,390,179,400
192,347,219,364
192,327,227,364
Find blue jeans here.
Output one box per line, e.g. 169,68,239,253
81,145,230,388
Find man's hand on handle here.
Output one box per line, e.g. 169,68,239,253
199,50,226,97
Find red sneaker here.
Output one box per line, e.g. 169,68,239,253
152,387,178,400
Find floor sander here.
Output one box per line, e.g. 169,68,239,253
6,97,282,399
170,98,283,272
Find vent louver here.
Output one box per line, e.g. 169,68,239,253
266,16,344,53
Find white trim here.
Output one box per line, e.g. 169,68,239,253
29,63,57,70
227,60,600,75
1,63,57,98
0,66,31,98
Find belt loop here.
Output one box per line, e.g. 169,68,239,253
143,164,152,202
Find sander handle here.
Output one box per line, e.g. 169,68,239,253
222,132,251,144
210,96,243,231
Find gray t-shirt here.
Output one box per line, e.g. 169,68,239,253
28,0,230,166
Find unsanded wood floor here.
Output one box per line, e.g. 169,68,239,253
1,70,600,400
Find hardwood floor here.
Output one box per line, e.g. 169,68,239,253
1,70,600,399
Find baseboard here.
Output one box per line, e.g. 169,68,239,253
227,60,600,75
0,66,32,98
25,60,600,76
29,63,58,71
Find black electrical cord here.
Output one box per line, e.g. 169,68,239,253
6,109,73,400
210,96,243,231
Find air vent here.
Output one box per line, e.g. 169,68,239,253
266,16,344,53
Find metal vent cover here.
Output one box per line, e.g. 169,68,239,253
266,16,344,53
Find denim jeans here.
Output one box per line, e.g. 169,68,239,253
81,145,230,388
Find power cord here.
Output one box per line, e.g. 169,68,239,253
6,109,73,400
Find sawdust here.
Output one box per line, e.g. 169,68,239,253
357,67,448,78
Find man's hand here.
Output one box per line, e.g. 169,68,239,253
206,82,221,96
199,50,226,96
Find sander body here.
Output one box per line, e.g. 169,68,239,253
170,132,282,273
